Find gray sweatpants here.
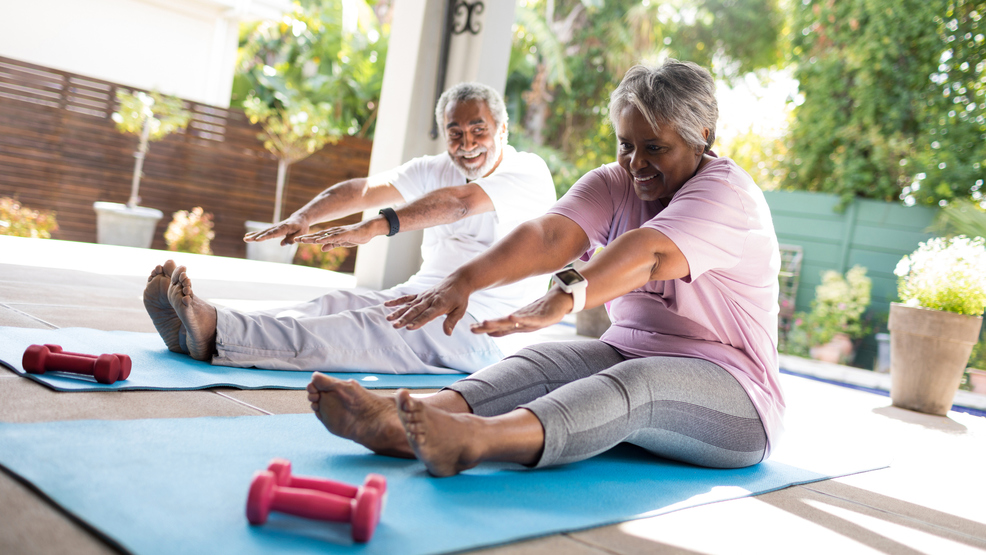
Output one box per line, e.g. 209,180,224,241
448,340,767,468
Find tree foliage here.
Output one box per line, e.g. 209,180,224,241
233,0,388,138
782,0,986,208
507,0,784,197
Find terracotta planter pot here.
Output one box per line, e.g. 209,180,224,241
888,303,984,416
809,333,854,365
968,368,986,395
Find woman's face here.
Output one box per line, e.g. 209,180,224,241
615,104,707,203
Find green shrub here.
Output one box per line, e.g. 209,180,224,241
0,197,58,238
164,207,214,255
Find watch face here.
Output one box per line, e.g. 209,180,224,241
555,268,584,285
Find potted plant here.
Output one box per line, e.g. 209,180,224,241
889,235,986,415
242,93,340,263
94,90,191,248
803,265,872,365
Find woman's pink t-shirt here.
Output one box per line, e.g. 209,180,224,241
548,157,785,454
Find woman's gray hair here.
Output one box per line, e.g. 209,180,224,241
608,60,718,152
435,82,509,137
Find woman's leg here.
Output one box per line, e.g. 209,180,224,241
526,356,767,469
393,340,628,476
446,340,626,415
309,340,623,463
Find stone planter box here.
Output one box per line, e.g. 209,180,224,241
93,201,163,249
244,221,299,264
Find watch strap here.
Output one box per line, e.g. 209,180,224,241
378,207,399,237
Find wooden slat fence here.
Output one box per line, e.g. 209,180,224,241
0,55,371,271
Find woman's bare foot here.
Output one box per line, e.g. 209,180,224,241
143,260,187,353
307,373,413,458
167,265,217,361
395,389,485,477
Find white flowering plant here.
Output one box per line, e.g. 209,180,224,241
894,235,986,316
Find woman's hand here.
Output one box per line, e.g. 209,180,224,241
385,277,475,335
470,288,573,337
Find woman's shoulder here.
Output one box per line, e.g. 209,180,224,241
573,162,629,190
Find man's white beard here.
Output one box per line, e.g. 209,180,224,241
453,133,503,180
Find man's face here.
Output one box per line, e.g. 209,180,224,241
444,98,505,180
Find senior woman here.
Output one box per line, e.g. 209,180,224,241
307,59,784,477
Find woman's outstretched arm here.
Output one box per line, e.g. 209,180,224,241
472,227,688,336
386,214,589,335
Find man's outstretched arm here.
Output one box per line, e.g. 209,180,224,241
294,183,494,248
243,177,405,246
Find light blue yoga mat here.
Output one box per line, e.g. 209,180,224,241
0,327,464,391
0,413,886,555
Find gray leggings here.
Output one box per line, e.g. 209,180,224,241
447,340,767,469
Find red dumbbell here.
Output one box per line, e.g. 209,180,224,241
22,344,132,384
246,470,383,542
266,459,387,500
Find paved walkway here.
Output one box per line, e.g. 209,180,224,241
1,236,984,554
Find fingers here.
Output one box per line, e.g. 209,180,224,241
442,305,467,336
244,225,287,243
470,316,523,336
384,294,418,308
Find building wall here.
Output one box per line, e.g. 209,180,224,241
0,0,290,107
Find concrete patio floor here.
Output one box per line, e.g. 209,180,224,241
1,235,985,555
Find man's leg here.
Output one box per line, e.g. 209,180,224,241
213,285,502,373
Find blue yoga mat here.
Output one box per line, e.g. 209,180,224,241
0,413,886,555
0,327,464,391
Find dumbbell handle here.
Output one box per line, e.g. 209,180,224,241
285,475,358,498
269,485,353,522
41,351,101,374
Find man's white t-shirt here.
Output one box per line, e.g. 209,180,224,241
379,145,556,322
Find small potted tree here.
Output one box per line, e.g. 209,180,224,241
889,236,986,415
242,93,340,263
94,90,191,248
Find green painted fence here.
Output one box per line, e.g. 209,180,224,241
764,190,939,367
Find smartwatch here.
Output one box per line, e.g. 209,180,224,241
552,268,588,314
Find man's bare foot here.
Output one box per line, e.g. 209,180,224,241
395,389,484,477
143,260,187,354
167,265,217,361
307,373,413,458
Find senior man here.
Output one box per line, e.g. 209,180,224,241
143,82,556,374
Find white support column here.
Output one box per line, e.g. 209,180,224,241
354,0,518,290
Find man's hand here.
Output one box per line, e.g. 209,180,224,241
243,215,310,246
469,288,572,337
385,277,474,335
295,220,383,249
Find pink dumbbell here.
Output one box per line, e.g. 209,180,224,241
246,470,383,542
266,459,387,499
22,344,132,384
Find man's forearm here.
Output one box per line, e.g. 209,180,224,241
387,184,493,233
293,177,405,226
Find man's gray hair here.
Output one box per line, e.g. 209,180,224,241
435,82,509,137
608,60,718,152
